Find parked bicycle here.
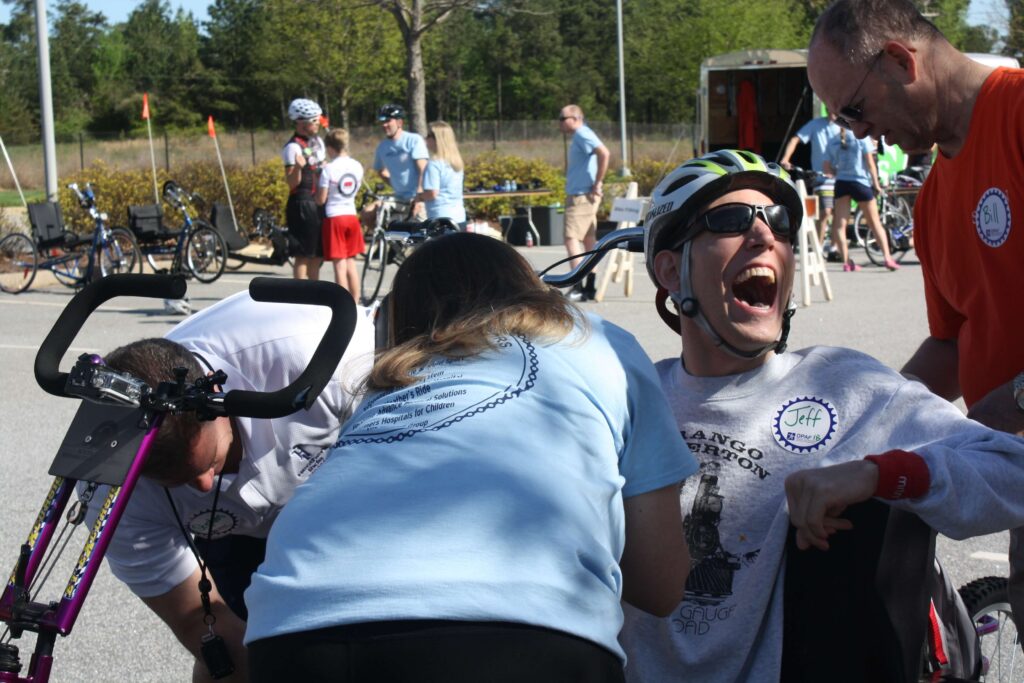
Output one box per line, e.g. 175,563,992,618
359,183,413,305
852,173,920,266
0,274,357,683
0,183,141,294
128,181,227,283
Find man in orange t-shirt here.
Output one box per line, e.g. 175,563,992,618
808,0,1024,630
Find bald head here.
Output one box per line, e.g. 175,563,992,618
811,0,941,65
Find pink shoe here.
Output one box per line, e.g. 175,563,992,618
843,260,862,272
884,259,900,271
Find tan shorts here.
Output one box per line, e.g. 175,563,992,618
564,194,599,242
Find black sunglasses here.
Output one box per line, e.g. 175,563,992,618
684,203,796,244
835,50,884,130
558,115,578,121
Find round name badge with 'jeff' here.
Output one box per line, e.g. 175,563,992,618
974,187,1011,248
772,396,838,454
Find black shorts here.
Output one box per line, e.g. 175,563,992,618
285,196,323,258
833,180,875,203
193,534,266,621
248,620,624,683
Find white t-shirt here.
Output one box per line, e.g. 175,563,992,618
89,291,375,598
318,155,364,218
621,346,1024,682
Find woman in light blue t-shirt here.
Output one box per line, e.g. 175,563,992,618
245,233,696,683
824,129,899,272
416,120,467,228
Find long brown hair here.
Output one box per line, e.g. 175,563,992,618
367,233,578,390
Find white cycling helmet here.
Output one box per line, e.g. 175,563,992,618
645,149,803,358
288,98,323,121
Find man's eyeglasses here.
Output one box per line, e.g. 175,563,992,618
301,117,320,125
835,50,884,130
558,115,577,122
683,203,796,244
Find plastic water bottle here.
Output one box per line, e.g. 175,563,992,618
525,230,534,248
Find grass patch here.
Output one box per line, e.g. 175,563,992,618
0,189,46,207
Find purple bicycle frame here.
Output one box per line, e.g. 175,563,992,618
0,414,164,683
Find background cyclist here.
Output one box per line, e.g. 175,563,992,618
779,109,839,257
619,150,1024,683
245,232,696,682
282,98,326,280
373,103,428,220
87,291,374,683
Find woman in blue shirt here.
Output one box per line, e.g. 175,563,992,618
416,121,467,229
824,129,899,271
245,233,695,683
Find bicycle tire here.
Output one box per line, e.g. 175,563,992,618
0,233,38,294
959,575,1020,683
184,222,227,283
100,228,142,277
225,256,246,271
49,244,90,288
360,233,387,305
863,204,912,266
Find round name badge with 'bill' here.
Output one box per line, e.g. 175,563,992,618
974,187,1011,248
772,396,838,454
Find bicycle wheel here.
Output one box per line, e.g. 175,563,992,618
851,208,871,249
360,233,387,305
225,256,246,271
99,228,142,276
49,245,90,288
0,233,38,294
960,576,1019,682
863,204,912,266
184,223,227,283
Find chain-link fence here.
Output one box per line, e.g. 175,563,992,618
0,120,695,191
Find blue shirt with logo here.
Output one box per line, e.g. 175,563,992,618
373,132,429,200
423,159,466,223
566,125,604,195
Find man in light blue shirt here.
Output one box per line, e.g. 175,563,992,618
780,111,840,248
559,104,610,301
373,103,429,207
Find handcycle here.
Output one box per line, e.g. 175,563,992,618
359,184,413,305
0,184,141,295
213,207,296,272
128,181,227,283
0,273,357,682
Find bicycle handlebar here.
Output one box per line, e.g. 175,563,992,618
540,227,645,288
35,274,187,397
33,275,358,419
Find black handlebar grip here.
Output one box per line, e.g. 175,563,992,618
385,220,424,233
221,278,357,419
34,274,187,398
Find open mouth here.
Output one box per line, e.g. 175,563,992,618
732,266,777,310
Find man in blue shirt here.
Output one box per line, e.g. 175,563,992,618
559,104,610,301
780,110,840,252
373,103,429,219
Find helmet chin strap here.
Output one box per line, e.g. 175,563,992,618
663,241,794,359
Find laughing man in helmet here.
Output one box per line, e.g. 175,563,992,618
619,150,1024,682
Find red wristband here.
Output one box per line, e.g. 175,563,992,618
864,450,930,500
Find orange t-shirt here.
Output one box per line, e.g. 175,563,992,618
914,67,1024,407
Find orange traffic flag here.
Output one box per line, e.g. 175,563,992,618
207,116,216,138
142,93,150,120
319,115,329,128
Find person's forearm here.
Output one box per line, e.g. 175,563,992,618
780,136,800,166
901,336,960,400
284,166,301,191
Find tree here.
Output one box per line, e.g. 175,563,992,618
49,1,107,135
1007,0,1024,58
369,0,478,133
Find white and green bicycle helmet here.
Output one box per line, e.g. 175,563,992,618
645,149,803,358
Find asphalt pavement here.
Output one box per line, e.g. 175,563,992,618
0,244,1010,681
